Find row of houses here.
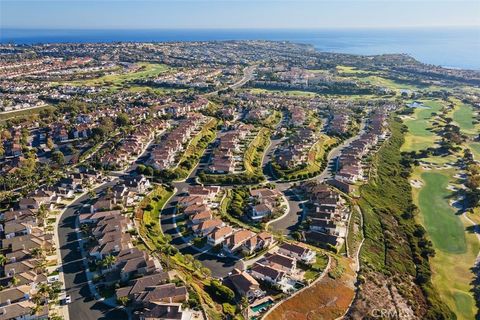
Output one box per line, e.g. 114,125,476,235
0,169,100,318
76,179,195,320
286,105,306,127
274,128,317,169
301,182,348,248
148,113,205,170
178,186,276,256
208,123,255,174
327,112,350,136
159,97,209,118
334,109,388,186
101,119,167,169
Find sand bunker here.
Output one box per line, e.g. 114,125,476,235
410,179,423,188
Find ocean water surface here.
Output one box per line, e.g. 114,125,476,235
1,27,479,70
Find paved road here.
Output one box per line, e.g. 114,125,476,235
159,138,245,277
58,181,128,320
229,65,256,90
263,120,368,235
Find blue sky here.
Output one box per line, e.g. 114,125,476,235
1,0,479,29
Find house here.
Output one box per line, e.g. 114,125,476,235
227,269,263,300
223,229,255,254
115,271,174,301
132,283,188,306
327,179,355,194
183,204,209,217
277,242,316,264
250,263,286,285
259,253,296,274
123,175,151,194
310,218,340,235
135,302,193,320
305,231,341,248
2,234,51,252
0,300,48,320
189,210,212,225
0,285,31,306
78,210,121,224
206,226,233,246
250,204,272,221
176,196,206,208
191,219,225,237
241,232,275,255
91,197,115,212
17,198,40,211
118,255,159,282
187,186,220,198
89,231,132,260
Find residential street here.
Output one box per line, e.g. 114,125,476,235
58,181,128,320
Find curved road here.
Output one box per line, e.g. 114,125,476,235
159,137,244,278
58,180,128,320
263,120,368,235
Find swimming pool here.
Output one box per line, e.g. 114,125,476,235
250,300,274,313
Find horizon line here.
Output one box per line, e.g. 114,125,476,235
2,25,480,31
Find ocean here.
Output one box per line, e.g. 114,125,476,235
1,27,479,70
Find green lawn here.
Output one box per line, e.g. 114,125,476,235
140,186,174,250
247,88,319,97
273,135,337,181
401,100,444,152
469,142,480,161
412,168,479,320
335,65,378,75
452,102,477,136
244,127,271,174
357,75,420,91
172,118,218,180
0,105,55,124
417,171,466,254
68,62,170,88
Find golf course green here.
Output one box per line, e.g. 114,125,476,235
452,102,477,136
414,169,479,320
402,100,443,151
418,171,466,254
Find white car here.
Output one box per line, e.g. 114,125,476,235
64,295,72,304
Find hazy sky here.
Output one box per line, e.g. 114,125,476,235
1,0,480,29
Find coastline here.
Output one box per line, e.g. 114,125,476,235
1,27,479,70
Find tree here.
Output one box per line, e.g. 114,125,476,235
200,267,211,278
0,254,6,266
101,255,117,270
144,166,154,177
37,204,49,226
116,113,130,127
117,296,130,306
46,137,54,150
30,247,44,259
208,279,235,303
11,276,20,287
51,150,65,165
136,164,146,174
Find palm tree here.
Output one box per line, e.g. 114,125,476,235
37,204,49,226
240,296,249,319
0,254,7,266
30,247,44,259
101,255,117,270
11,276,20,287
